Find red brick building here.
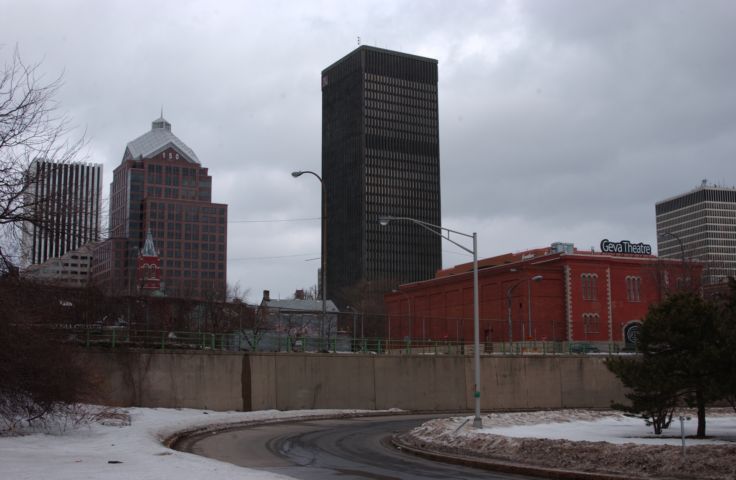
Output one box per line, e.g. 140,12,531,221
385,242,700,346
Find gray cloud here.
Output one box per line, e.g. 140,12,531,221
3,0,734,302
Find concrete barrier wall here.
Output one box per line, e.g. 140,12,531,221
86,350,626,412
84,350,245,411
473,356,626,410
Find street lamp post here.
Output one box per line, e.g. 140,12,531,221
659,231,688,287
391,288,413,347
347,305,363,351
292,170,327,349
528,275,542,340
379,215,482,428
659,231,686,269
507,275,543,345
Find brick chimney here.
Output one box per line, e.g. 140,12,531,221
295,289,305,300
263,290,270,302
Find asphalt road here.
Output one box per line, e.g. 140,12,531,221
180,414,543,480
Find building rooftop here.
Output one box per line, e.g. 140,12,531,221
322,45,438,75
262,298,340,313
123,116,200,164
433,241,665,279
655,180,736,206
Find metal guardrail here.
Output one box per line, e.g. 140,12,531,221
54,327,631,355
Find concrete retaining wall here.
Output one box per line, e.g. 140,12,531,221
85,350,626,412
85,350,244,411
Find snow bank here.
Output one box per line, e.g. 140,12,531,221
0,407,383,480
398,410,736,480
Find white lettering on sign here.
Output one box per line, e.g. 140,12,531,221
600,239,652,256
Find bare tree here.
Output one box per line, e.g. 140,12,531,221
0,47,85,273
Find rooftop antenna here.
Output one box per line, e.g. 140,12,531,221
160,105,164,118
701,178,707,187
357,35,361,46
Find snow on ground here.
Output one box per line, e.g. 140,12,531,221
400,409,736,480
0,407,383,480
480,410,736,445
3,407,735,480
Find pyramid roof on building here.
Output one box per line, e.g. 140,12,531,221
141,229,157,257
124,116,200,164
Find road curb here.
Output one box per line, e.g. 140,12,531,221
391,435,642,480
165,410,408,451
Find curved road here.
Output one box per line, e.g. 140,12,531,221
179,414,542,480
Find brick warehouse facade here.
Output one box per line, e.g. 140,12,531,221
385,242,700,346
92,116,227,300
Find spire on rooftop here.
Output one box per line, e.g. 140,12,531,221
151,113,171,132
141,229,158,257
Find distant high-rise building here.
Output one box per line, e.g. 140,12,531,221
321,46,441,305
656,181,736,285
91,116,227,300
21,159,102,266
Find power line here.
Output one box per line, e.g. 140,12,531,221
230,253,319,261
229,217,320,224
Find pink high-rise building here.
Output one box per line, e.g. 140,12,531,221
92,116,227,300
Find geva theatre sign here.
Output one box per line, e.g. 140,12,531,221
600,239,652,255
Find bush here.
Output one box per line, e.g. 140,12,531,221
0,323,97,434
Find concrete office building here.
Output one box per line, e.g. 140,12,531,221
21,159,102,266
321,46,441,306
92,116,227,300
656,181,736,285
23,243,95,288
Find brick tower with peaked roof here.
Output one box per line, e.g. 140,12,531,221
136,229,161,292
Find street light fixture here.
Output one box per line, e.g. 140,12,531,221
659,231,688,286
292,170,327,348
379,215,482,428
658,231,686,265
391,288,413,347
346,305,363,351
507,275,543,345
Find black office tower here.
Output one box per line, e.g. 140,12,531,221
322,46,441,306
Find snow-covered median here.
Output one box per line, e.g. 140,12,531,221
0,407,382,480
398,410,736,480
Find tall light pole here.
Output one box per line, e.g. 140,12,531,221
659,231,686,267
507,275,543,344
528,274,543,340
659,231,688,287
292,170,327,348
391,288,413,347
379,215,482,428
347,305,363,350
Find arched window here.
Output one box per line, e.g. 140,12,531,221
582,313,600,334
581,273,598,301
626,276,641,302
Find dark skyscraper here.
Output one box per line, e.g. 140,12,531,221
321,46,441,305
92,116,227,300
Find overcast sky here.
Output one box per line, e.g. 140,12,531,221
3,0,735,302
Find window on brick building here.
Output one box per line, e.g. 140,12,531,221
583,313,600,334
581,273,598,301
626,276,641,302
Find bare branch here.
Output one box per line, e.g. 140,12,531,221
0,47,87,274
